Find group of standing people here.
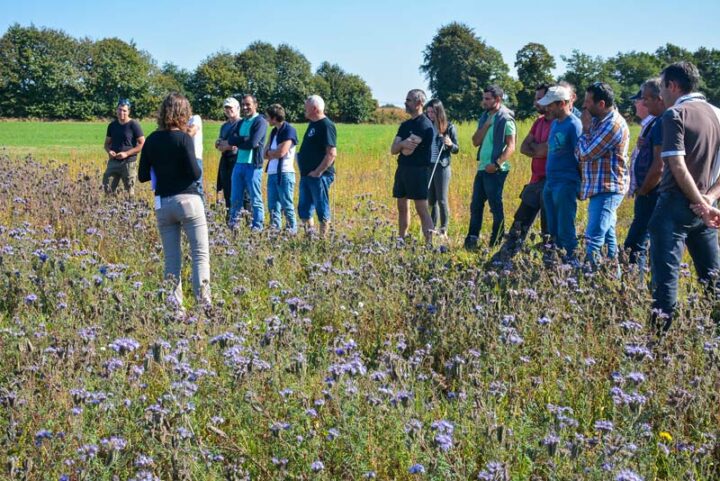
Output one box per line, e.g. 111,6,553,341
103,93,337,307
102,60,720,330
392,61,720,330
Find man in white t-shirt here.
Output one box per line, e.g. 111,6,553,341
188,114,204,195
264,104,298,232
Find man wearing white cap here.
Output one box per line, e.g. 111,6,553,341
215,97,241,220
539,85,583,261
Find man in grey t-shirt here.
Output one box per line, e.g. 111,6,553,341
648,61,720,330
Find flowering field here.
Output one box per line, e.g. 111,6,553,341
1,122,719,481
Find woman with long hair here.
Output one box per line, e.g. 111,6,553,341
425,99,459,237
138,93,210,307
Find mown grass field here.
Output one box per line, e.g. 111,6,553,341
3,120,718,481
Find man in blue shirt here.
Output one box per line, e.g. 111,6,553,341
623,79,665,276
538,85,583,262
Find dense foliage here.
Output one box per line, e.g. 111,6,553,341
0,25,376,123
421,23,720,120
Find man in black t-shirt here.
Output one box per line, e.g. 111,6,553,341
297,95,337,237
390,89,435,244
103,99,145,195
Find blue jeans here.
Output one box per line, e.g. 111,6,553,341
466,170,508,247
585,192,624,264
195,158,204,197
298,174,334,223
229,163,264,229
267,172,297,232
623,190,659,273
543,181,579,257
649,191,720,324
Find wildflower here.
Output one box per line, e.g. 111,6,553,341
327,428,340,441
659,431,672,442
408,463,425,474
595,420,614,433
25,293,38,304
477,461,507,480
627,372,646,384
434,433,453,451
77,444,99,461
128,472,161,481
134,455,154,468
616,469,644,481
34,429,53,446
109,338,140,355
100,436,127,451
537,316,551,326
311,460,324,472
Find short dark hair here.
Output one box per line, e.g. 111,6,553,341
266,104,286,122
241,94,258,105
661,61,700,94
585,82,615,107
484,85,504,100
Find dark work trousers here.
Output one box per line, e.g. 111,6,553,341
494,179,547,260
465,170,509,248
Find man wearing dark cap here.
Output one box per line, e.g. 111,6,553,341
623,79,665,276
103,99,145,195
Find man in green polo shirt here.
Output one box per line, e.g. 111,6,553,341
464,85,517,249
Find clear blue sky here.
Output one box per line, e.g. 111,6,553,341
2,0,719,105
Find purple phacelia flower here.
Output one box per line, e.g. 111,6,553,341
616,469,644,481
109,338,140,355
408,463,425,474
34,429,53,446
595,420,614,432
100,436,127,451
310,460,324,472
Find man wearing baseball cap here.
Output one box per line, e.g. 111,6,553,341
215,97,241,221
103,98,145,195
539,85,583,263
623,79,664,277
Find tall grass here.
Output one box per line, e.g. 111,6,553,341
0,149,718,480
0,119,640,244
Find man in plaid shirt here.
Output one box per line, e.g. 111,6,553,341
576,82,630,266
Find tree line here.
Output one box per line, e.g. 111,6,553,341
421,22,720,120
2,23,718,123
0,24,377,122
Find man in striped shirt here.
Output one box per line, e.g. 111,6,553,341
576,82,630,266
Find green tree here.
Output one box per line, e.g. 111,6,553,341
655,43,694,66
605,51,664,115
189,52,245,119
0,24,88,118
559,50,623,108
694,47,720,106
236,41,278,110
314,62,376,123
420,22,514,121
514,42,556,119
84,38,156,117
273,44,313,122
